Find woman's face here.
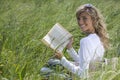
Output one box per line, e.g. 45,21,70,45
77,12,95,34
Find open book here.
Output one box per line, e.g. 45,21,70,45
42,23,73,52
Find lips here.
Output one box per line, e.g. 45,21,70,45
80,25,86,29
80,25,85,28
80,25,86,31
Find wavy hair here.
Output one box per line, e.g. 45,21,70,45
76,4,109,49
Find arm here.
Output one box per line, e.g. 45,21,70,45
67,47,80,62
78,38,91,72
60,38,92,78
54,50,88,78
66,38,80,62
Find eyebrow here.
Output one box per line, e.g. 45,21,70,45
79,15,88,18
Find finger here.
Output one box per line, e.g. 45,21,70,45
55,50,62,54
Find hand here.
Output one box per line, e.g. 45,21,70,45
54,51,63,60
66,38,73,49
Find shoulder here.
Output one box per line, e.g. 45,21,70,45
80,37,90,47
80,35,91,44
80,33,101,47
81,34,100,42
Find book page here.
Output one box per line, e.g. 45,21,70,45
42,23,72,52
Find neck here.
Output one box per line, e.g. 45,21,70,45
84,29,95,35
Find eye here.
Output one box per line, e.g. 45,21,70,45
77,17,80,20
83,17,87,20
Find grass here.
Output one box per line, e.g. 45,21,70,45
0,0,120,80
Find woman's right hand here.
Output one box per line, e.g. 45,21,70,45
66,38,73,49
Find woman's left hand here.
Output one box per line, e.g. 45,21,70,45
66,38,73,49
54,51,63,60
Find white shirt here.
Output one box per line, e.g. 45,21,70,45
60,33,105,78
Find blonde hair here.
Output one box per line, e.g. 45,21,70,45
76,4,109,49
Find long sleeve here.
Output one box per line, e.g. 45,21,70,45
79,38,92,71
67,47,80,62
61,38,92,78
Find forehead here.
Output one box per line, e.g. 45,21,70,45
79,12,91,18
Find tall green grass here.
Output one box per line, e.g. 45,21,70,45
0,0,120,80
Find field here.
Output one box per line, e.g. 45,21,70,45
0,0,120,80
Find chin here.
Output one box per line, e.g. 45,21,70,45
82,30,90,35
81,29,86,32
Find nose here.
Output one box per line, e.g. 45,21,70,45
78,18,84,26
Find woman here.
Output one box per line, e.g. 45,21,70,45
55,4,109,78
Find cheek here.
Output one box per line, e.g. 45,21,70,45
87,20,93,27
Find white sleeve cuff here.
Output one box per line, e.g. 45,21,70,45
61,56,67,65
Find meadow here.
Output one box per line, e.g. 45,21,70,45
0,0,120,80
